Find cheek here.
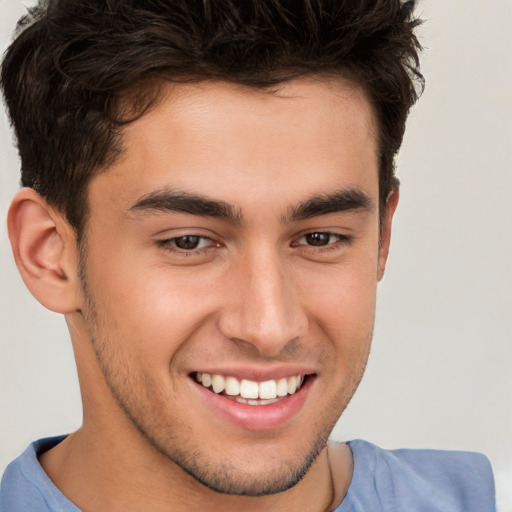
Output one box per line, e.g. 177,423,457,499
294,255,378,363
82,249,221,364
296,256,378,323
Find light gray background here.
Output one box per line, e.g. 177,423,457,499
1,0,511,509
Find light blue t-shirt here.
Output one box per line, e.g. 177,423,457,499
0,436,495,511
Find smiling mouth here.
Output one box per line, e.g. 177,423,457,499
192,372,309,405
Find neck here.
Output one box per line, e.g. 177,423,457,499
39,425,351,512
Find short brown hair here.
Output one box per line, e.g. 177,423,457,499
1,0,423,237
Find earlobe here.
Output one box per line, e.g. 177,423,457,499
377,187,399,281
8,188,81,313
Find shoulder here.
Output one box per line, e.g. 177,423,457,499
334,439,495,512
0,436,80,512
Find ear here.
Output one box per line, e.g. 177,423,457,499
8,188,81,313
377,187,399,281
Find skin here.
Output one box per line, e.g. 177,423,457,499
9,77,398,511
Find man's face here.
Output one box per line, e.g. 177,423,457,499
77,78,387,495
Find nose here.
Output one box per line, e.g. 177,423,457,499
218,247,308,357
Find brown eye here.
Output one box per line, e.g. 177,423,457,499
157,234,218,254
304,232,331,246
173,235,203,250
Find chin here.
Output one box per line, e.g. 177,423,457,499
163,436,327,497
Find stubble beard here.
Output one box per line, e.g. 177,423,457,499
77,249,369,497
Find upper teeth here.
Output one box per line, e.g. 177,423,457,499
195,373,304,400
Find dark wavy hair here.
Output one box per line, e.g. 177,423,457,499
1,0,423,237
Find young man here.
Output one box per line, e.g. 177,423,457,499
0,0,495,510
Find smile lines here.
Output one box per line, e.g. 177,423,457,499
193,372,306,404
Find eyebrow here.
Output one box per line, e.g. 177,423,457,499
128,188,243,223
285,188,374,222
127,186,373,224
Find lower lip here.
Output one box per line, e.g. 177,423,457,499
191,376,314,431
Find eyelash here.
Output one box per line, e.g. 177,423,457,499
156,232,352,255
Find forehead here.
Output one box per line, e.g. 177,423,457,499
89,78,379,215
